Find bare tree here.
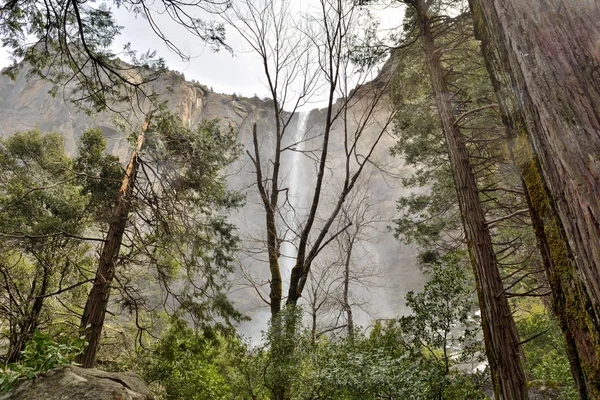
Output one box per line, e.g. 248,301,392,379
225,0,394,317
223,0,319,315
305,182,384,339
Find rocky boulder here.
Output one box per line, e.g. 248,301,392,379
1,365,153,400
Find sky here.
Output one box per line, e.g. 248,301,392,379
0,1,404,102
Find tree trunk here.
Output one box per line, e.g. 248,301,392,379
417,4,528,398
250,123,283,316
468,0,600,322
6,264,49,363
470,1,600,395
516,142,600,399
77,118,150,368
342,234,354,337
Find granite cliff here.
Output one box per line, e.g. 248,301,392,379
0,63,423,334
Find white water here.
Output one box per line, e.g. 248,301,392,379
281,112,309,289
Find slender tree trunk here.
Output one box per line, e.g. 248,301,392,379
470,1,600,395
469,0,600,320
311,305,317,343
250,123,283,316
342,233,354,337
417,4,528,398
77,118,150,368
6,265,49,363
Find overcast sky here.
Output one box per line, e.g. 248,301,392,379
0,1,404,103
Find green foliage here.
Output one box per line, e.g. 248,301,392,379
398,251,486,399
390,44,463,250
311,329,425,399
517,313,578,399
0,129,106,361
74,128,122,220
262,306,306,399
0,0,230,111
129,113,246,331
142,317,233,400
0,117,246,370
0,129,85,237
401,252,481,362
0,330,87,394
136,280,487,400
210,282,486,400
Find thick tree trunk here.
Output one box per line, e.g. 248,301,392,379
515,141,600,399
417,5,528,399
469,0,600,321
470,1,600,395
77,118,150,368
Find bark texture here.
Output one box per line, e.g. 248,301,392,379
416,3,528,398
516,139,600,399
469,0,600,318
470,0,600,395
78,119,150,368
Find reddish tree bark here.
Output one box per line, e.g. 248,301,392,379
77,118,150,368
469,0,600,315
414,2,528,398
470,0,600,396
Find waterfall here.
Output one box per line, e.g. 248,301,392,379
281,111,309,286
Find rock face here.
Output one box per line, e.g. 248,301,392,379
1,365,153,400
0,66,271,160
0,64,424,334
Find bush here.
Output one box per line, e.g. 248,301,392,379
0,330,87,393
141,317,233,400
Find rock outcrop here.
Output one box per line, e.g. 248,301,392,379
1,365,153,400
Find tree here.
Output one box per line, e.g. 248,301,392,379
398,1,528,397
305,184,383,340
0,128,118,363
225,0,394,317
0,0,229,112
78,113,243,367
388,2,598,394
469,1,600,397
399,251,484,399
142,317,233,400
77,116,151,367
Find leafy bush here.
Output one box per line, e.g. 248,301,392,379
518,313,578,399
0,330,87,393
142,317,234,400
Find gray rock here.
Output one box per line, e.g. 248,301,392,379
1,365,153,400
0,61,424,336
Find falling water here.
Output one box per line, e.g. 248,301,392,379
281,111,309,287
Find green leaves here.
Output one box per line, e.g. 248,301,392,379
0,129,85,238
141,317,233,400
74,128,122,220
0,330,87,394
400,251,482,364
517,313,578,399
129,113,245,328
